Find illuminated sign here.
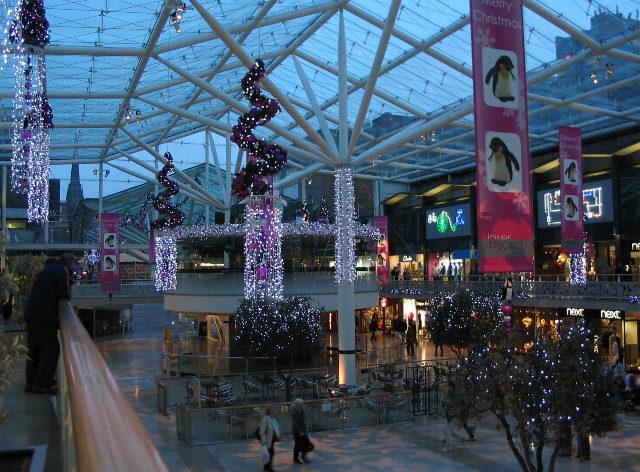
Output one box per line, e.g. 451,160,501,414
601,309,623,320
537,179,613,228
632,242,640,251
565,308,584,317
426,203,472,240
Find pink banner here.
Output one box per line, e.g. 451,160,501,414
374,216,389,285
559,126,583,253
100,212,120,292
470,0,534,273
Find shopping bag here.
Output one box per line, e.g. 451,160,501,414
261,445,270,465
301,435,315,453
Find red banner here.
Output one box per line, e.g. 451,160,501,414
374,216,389,284
149,227,155,264
470,0,534,273
100,212,120,292
559,126,583,253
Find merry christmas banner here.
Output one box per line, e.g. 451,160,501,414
100,212,120,292
470,0,534,273
374,216,389,284
559,126,584,253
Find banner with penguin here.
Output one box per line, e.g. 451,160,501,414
470,0,534,273
100,212,121,292
559,126,584,253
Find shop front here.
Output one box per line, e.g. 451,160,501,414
425,201,475,280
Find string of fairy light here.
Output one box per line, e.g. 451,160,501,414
2,0,52,223
334,167,356,285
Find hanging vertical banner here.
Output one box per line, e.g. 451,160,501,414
374,216,389,284
470,0,534,273
559,126,583,253
100,212,120,292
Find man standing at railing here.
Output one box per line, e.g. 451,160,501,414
24,253,75,394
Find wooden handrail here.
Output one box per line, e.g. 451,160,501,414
59,300,169,472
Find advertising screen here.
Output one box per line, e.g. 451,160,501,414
537,179,613,228
426,203,472,240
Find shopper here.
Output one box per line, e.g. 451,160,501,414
24,254,75,394
369,313,378,342
406,319,417,357
259,406,280,472
292,398,311,464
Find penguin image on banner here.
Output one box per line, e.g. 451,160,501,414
485,55,516,102
104,255,117,271
563,160,579,184
482,48,519,109
564,196,580,221
487,136,522,193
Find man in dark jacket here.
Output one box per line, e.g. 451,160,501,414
292,398,310,464
25,254,74,394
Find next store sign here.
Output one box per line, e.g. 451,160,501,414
564,308,624,320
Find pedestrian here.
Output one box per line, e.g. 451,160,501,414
259,406,280,472
369,312,378,342
406,318,417,356
24,254,75,394
292,398,311,464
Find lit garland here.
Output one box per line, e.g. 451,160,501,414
2,0,52,223
161,221,380,240
334,167,356,285
230,59,288,197
569,214,589,286
84,248,100,265
243,196,283,300
154,234,177,291
151,152,185,231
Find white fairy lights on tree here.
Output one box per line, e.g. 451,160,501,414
2,0,52,223
334,167,356,285
243,197,283,300
154,235,177,291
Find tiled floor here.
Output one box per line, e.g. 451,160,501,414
3,304,640,472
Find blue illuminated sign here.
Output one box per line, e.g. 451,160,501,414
426,203,472,240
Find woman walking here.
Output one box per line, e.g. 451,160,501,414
259,406,280,471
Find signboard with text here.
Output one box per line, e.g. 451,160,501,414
559,126,584,253
426,203,472,240
100,212,120,292
470,0,534,273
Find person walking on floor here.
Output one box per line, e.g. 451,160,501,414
25,254,75,394
259,406,280,471
406,319,417,357
292,398,311,464
369,312,378,342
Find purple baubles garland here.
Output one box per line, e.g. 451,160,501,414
230,59,288,197
152,152,185,230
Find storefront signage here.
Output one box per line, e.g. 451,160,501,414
401,254,414,262
100,212,120,292
374,216,389,285
426,203,472,240
452,249,479,260
632,242,640,251
565,308,584,317
563,307,624,320
601,309,623,320
470,0,534,273
559,126,584,253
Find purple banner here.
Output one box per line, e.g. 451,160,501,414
470,0,534,273
100,212,120,292
559,126,584,253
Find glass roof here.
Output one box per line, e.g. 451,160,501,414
0,0,639,194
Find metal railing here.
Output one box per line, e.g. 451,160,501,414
176,391,411,446
58,301,168,472
382,279,640,302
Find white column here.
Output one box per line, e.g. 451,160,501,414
204,130,210,224
336,9,356,387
